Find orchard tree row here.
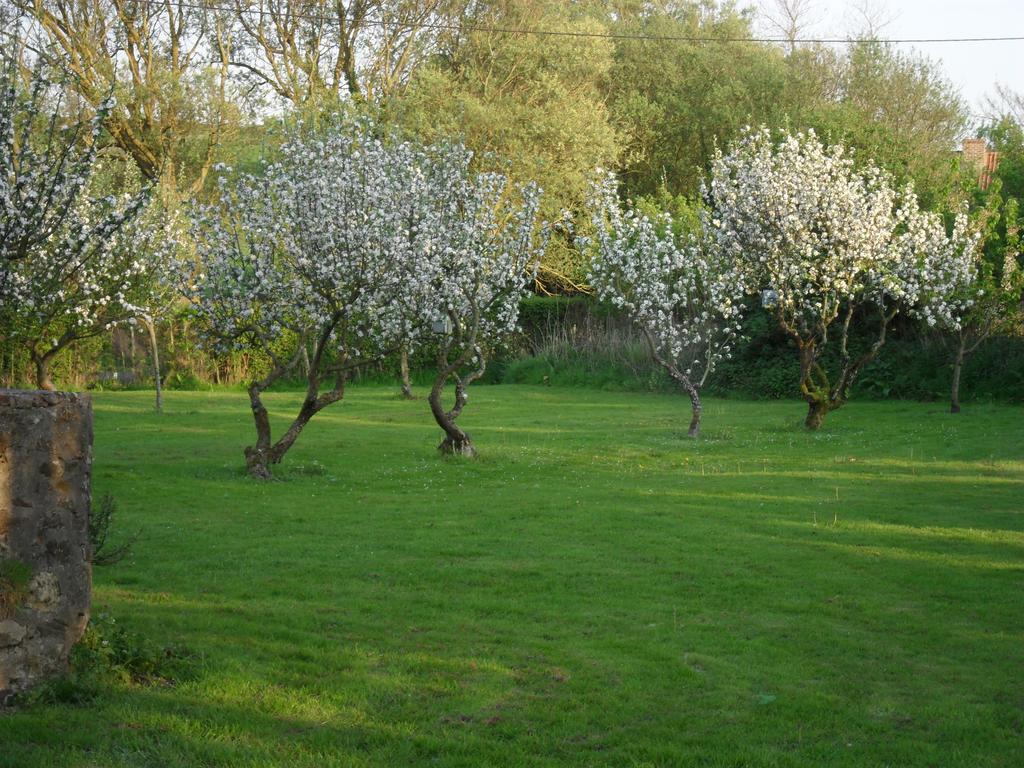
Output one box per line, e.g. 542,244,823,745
0,0,995,289
0,59,545,475
178,116,546,476
3,0,1023,398
4,50,1020,479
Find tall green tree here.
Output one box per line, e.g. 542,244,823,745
982,88,1024,200
945,186,1023,412
392,0,621,290
607,1,789,198
13,0,239,197
789,41,970,207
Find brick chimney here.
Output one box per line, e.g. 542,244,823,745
962,138,988,167
962,138,999,190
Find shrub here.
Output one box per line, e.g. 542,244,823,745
89,494,138,566
21,611,197,706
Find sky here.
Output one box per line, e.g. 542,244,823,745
755,0,1024,124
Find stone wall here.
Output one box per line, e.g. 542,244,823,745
0,391,92,704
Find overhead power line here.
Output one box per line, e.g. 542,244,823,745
15,0,1023,47
193,1,1024,45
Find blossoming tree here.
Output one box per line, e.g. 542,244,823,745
945,194,1023,413
180,115,439,478
420,146,544,456
704,127,977,429
0,61,154,390
586,173,744,437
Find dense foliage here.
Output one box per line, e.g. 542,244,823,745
586,172,743,436
176,112,542,473
704,127,977,427
1,0,1021,418
0,61,156,389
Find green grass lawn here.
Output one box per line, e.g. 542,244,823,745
2,386,1023,767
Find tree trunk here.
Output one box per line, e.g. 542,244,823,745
642,327,702,438
266,397,320,464
33,354,55,392
667,372,702,437
244,383,274,479
144,316,163,413
437,432,476,456
681,379,702,438
805,399,829,430
798,341,837,430
399,345,414,399
241,339,346,478
428,376,476,456
950,339,965,414
243,387,333,478
244,446,272,479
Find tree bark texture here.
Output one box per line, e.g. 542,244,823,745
399,345,414,399
143,316,162,413
950,339,965,414
428,373,476,456
798,341,831,430
32,353,55,392
804,399,829,430
642,327,702,438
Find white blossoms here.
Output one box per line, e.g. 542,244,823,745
175,113,544,463
0,68,154,388
586,172,744,389
177,115,543,366
701,127,978,427
181,115,436,359
585,128,978,431
703,127,977,337
421,152,543,344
